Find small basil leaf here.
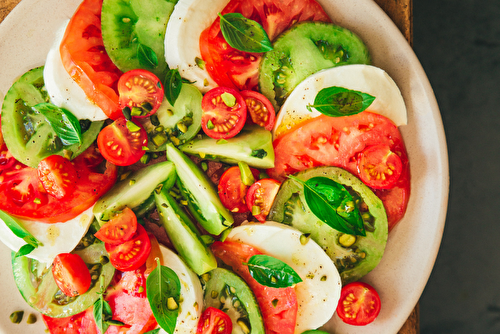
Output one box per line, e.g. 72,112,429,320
146,259,181,333
33,103,82,145
0,210,42,248
14,244,36,259
245,254,302,288
164,69,182,106
93,299,110,334
306,87,375,117
138,43,159,69
218,13,273,53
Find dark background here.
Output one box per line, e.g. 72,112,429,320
414,0,500,332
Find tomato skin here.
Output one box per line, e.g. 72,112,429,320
52,253,92,298
336,281,381,326
211,241,298,334
97,118,148,166
218,166,259,213
38,155,78,200
246,179,281,222
197,307,232,334
357,144,403,189
201,87,247,139
95,207,138,245
106,224,152,271
241,90,275,130
118,69,164,118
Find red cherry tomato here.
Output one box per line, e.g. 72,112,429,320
118,69,164,118
336,281,381,326
246,178,281,222
97,118,148,166
218,166,260,213
197,307,232,334
201,87,247,139
95,207,138,245
241,90,275,131
357,144,403,189
52,253,92,297
37,155,78,200
105,224,152,271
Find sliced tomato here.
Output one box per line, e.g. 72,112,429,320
0,144,117,222
43,311,98,334
336,281,381,326
118,69,164,118
268,112,410,230
218,166,259,213
246,178,281,222
197,307,232,334
241,90,275,130
0,144,15,171
201,87,247,139
38,155,78,200
199,0,330,90
211,240,298,334
97,117,148,166
144,232,164,278
357,144,403,189
52,253,92,298
95,207,138,245
106,224,152,271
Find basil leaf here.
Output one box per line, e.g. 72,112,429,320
218,13,273,53
33,103,82,145
146,260,181,333
164,69,182,106
245,254,302,288
138,43,159,69
306,87,375,117
14,244,36,259
144,329,161,334
93,298,110,334
0,210,42,248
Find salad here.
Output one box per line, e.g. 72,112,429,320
0,0,448,333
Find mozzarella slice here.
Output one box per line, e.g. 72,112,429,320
227,222,342,333
165,0,229,93
0,206,94,264
159,245,203,334
273,64,408,138
44,20,108,121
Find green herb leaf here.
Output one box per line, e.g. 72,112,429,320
14,244,36,258
306,87,375,117
244,254,302,288
138,43,159,69
250,149,267,159
93,298,110,334
0,210,42,249
32,103,82,145
221,92,236,107
146,259,181,333
164,69,182,106
218,13,273,53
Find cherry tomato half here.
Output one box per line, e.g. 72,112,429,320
197,307,232,334
336,281,381,326
357,144,403,189
52,253,92,297
118,69,164,118
201,87,247,139
246,178,281,222
37,155,77,200
241,90,275,131
218,166,260,213
105,224,152,271
97,118,148,166
95,207,138,245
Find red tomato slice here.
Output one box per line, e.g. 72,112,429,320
59,0,123,120
218,166,259,213
336,281,381,326
118,69,164,118
144,232,164,278
246,178,281,222
38,155,78,200
0,144,117,223
211,241,298,334
52,253,92,297
43,310,98,334
197,307,232,334
106,224,152,271
97,118,148,166
357,144,403,189
95,207,138,245
199,0,330,90
268,112,410,230
241,90,276,130
201,87,247,139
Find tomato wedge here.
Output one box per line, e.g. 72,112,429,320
241,90,275,130
197,307,232,334
246,179,281,222
106,224,152,271
38,155,78,200
336,281,381,326
218,166,259,213
357,144,403,189
95,207,138,245
52,253,92,297
118,69,164,118
201,87,247,139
